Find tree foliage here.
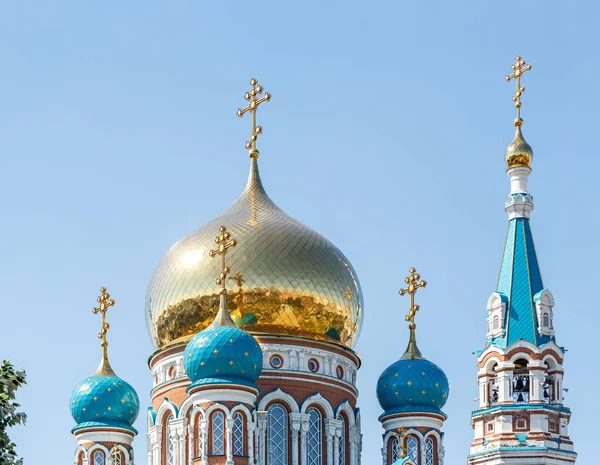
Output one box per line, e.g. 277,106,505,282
0,360,26,465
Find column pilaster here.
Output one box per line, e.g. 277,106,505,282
226,417,235,465
300,414,310,465
290,413,302,465
247,420,256,465
257,411,268,465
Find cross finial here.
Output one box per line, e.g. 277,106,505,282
229,271,245,288
395,426,408,458
110,446,121,464
237,78,271,158
398,267,427,329
505,55,532,124
209,226,238,294
92,287,115,348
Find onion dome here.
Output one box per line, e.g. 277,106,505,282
376,329,449,417
70,287,140,433
376,268,449,418
184,294,263,390
70,373,140,433
505,119,533,168
146,150,363,351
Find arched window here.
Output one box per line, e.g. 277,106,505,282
166,415,176,465
337,415,346,465
425,437,435,465
233,411,245,456
407,436,419,465
543,312,550,327
267,404,288,465
93,450,105,465
390,436,401,464
211,411,225,455
307,408,323,465
492,315,499,330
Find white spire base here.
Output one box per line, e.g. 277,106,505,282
505,166,534,219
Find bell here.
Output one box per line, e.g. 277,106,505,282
515,377,524,391
517,393,525,403
492,390,499,403
544,388,549,399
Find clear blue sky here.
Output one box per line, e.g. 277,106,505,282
1,2,597,464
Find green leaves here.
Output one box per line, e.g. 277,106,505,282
0,360,26,465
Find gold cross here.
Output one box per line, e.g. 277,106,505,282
237,78,271,157
344,286,355,303
110,446,121,464
229,271,245,288
396,426,408,458
398,268,427,329
209,226,238,294
505,55,532,121
92,287,115,348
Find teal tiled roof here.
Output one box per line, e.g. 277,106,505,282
184,324,263,391
489,218,553,348
70,375,140,433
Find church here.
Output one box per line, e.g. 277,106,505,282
68,57,577,465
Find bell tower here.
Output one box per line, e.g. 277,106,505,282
467,57,576,465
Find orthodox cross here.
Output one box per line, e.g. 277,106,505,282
344,286,355,311
229,271,245,288
209,226,238,294
398,268,427,329
110,446,121,465
92,287,115,348
237,78,271,156
505,55,532,121
396,426,408,458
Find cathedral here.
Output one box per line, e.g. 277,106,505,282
68,57,577,465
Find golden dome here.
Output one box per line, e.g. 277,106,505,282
146,157,363,350
505,120,533,168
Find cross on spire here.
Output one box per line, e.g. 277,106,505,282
237,78,271,158
92,287,115,348
209,226,238,294
398,267,427,329
505,55,532,123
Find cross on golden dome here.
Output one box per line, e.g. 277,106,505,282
398,268,427,329
237,78,271,158
505,55,532,123
92,287,115,348
209,226,238,294
229,271,245,288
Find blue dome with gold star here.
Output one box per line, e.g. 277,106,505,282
184,312,263,390
376,329,449,418
70,373,140,433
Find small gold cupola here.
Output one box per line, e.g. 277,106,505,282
505,56,533,169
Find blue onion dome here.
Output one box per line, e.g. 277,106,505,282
70,353,140,433
184,294,263,391
376,328,449,417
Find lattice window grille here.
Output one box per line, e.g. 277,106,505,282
337,415,346,465
93,451,105,465
267,404,289,465
166,416,176,465
307,408,322,465
391,436,401,463
425,438,435,465
212,411,225,455
407,436,419,465
233,412,244,456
